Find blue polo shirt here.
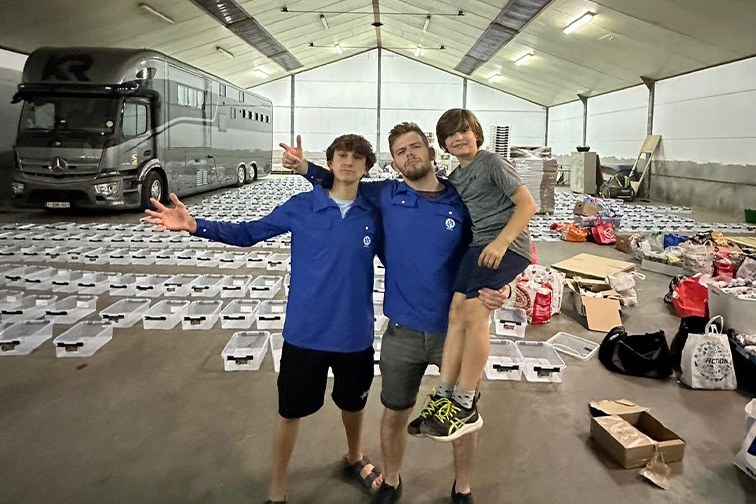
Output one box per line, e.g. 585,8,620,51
306,163,471,334
193,185,380,353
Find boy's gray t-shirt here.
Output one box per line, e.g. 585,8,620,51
448,150,532,261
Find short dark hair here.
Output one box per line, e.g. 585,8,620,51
388,122,430,155
436,109,484,153
326,134,376,169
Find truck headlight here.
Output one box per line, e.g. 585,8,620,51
11,182,24,195
94,181,119,196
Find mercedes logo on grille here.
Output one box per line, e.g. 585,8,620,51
49,157,67,174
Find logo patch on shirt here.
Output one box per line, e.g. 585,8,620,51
363,236,372,247
445,218,456,230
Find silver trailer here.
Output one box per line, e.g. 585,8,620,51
11,47,273,210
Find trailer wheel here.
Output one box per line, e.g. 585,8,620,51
236,165,246,187
141,171,164,209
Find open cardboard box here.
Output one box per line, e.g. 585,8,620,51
574,201,599,216
566,280,622,332
553,253,635,280
589,399,686,469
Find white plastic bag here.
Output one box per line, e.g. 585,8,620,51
734,400,756,480
680,315,737,390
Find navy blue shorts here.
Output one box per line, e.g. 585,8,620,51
453,246,531,298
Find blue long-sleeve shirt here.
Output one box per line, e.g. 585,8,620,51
306,163,471,334
194,185,380,353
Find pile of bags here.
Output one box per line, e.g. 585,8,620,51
514,265,565,324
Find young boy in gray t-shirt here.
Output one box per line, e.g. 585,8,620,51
411,108,537,442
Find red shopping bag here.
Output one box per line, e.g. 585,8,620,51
671,277,708,318
591,217,616,245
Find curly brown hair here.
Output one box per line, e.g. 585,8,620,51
326,134,376,169
436,109,484,153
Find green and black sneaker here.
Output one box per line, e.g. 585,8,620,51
407,389,447,437
419,398,483,442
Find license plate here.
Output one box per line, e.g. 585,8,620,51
45,202,71,209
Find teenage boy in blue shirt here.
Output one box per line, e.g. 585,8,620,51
145,134,384,504
281,124,508,504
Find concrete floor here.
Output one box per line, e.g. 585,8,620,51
0,180,754,504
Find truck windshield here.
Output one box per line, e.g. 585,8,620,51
19,96,118,135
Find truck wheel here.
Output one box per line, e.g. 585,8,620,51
141,171,164,209
236,165,246,187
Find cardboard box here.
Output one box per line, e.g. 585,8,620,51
615,234,633,255
553,253,634,279
566,282,622,332
589,399,685,469
573,201,599,216
708,284,756,334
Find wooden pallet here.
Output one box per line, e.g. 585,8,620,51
727,236,756,249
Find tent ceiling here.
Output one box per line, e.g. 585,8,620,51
0,0,754,107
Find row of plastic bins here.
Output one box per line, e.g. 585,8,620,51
485,340,566,383
0,301,289,358
0,294,97,324
0,267,286,299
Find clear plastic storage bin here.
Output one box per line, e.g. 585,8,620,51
100,298,151,328
107,248,132,265
492,307,528,338
108,274,140,297
25,267,70,291
188,275,225,297
374,257,386,277
0,320,54,356
485,340,526,381
266,253,291,272
195,250,220,268
0,289,26,310
257,300,287,330
374,303,387,333
21,266,56,290
221,331,270,371
373,278,386,304
155,250,178,266
54,321,113,357
163,274,200,297
143,300,190,330
218,275,253,298
1,294,58,322
131,248,157,265
182,300,223,330
176,249,199,266
216,251,248,270
77,272,120,295
221,299,261,329
81,247,110,265
546,332,600,361
248,275,282,299
515,341,566,383
270,333,284,372
246,251,270,269
2,265,32,287
44,295,98,325
283,274,291,297
134,274,171,298
50,270,87,293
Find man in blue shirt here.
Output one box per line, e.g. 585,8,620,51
281,124,508,504
145,134,384,504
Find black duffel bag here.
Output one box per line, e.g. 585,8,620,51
599,326,673,379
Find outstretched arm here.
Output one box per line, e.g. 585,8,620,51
144,193,197,233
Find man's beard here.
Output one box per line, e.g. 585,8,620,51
400,161,432,181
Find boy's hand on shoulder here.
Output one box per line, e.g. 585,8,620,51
478,238,509,269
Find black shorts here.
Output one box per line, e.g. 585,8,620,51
277,341,375,419
453,246,531,299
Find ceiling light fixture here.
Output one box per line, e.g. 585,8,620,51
563,12,594,34
422,15,431,32
255,69,269,78
319,14,329,30
139,3,174,24
515,53,534,66
487,72,501,83
414,45,422,57
216,46,234,59
335,43,343,55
